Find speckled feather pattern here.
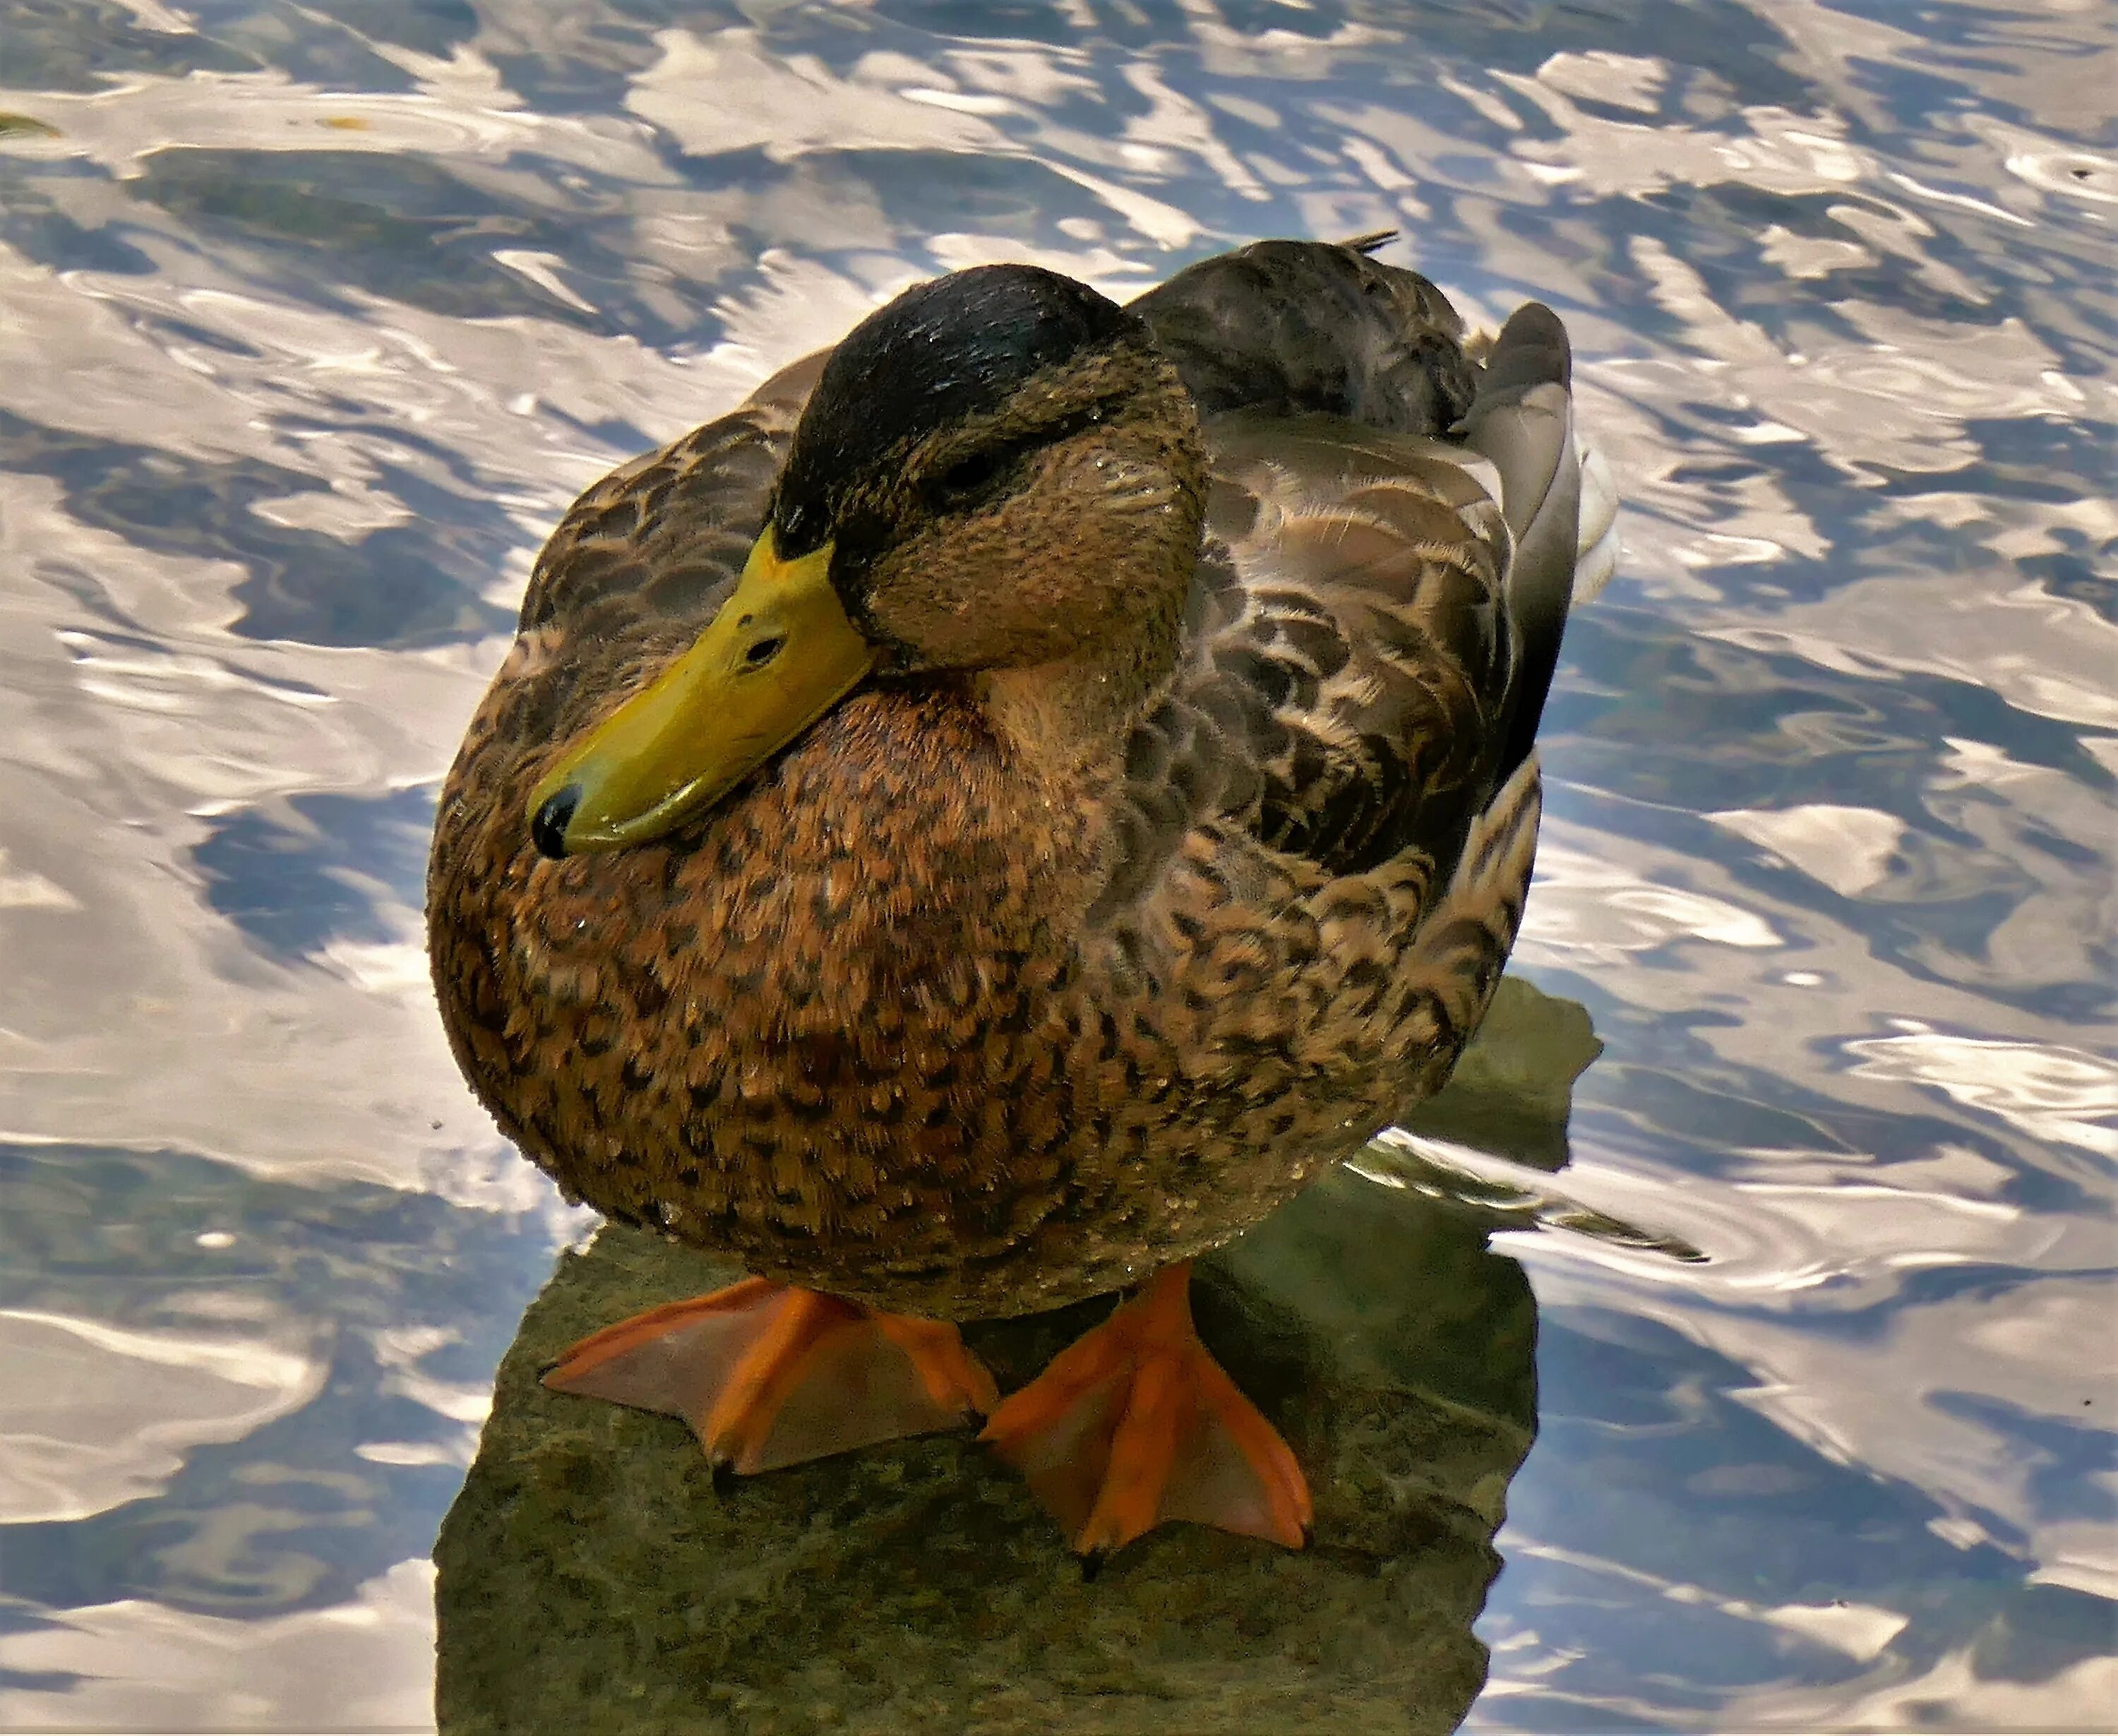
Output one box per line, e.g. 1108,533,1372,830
429,244,1564,1319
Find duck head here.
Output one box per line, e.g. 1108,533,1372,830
529,263,1207,858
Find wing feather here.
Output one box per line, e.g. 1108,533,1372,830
1101,265,1586,974
1099,414,1519,921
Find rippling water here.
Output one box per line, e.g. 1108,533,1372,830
1,1,2112,1729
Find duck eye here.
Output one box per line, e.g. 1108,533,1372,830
930,445,1012,505
926,405,1111,510
743,635,786,669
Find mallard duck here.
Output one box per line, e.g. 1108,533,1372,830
428,236,1601,1558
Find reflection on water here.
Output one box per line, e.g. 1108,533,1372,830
1,0,2112,1729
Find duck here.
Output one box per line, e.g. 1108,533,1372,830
426,234,1607,1560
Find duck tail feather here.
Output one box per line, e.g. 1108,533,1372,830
1573,439,1621,605
1460,302,1581,782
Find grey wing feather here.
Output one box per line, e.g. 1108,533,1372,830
1459,303,1581,781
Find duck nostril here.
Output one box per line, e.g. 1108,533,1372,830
744,636,786,668
532,785,580,859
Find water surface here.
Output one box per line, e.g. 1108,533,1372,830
1,0,2112,1728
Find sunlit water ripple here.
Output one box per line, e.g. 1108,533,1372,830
0,1,2111,1729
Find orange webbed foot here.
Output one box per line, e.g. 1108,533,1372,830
542,1277,998,1473
979,1263,1312,1558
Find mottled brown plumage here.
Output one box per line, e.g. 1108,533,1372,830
428,239,1586,1326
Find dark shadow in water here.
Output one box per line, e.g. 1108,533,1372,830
434,981,1597,1735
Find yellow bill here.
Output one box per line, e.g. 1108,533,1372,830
527,529,875,856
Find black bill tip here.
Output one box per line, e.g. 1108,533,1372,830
531,785,580,860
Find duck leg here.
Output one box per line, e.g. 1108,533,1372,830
980,1262,1312,1557
542,1278,998,1473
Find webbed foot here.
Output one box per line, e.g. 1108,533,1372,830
544,1276,997,1473
979,1262,1312,1557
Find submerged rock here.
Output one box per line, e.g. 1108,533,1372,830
435,978,1598,1735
